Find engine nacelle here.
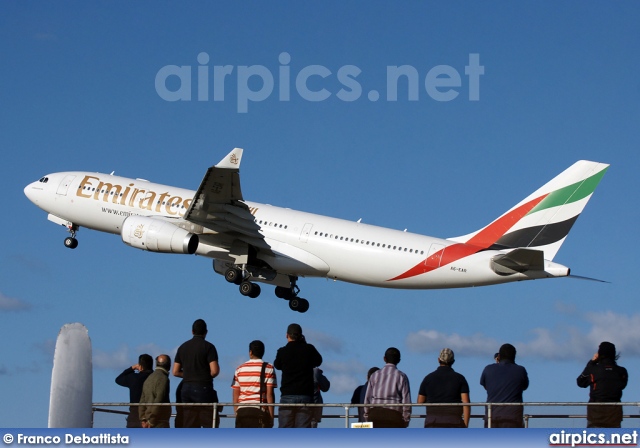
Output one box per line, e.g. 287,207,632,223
121,216,198,254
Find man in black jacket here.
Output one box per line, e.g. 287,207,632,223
273,323,322,428
115,354,153,427
577,341,628,428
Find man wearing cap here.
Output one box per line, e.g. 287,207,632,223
480,343,529,428
364,347,412,428
417,348,470,428
173,318,221,427
273,323,323,428
577,341,628,428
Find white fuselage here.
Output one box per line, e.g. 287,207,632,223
25,171,564,290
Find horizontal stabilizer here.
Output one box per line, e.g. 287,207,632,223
491,248,544,274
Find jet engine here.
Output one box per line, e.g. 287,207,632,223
121,216,198,254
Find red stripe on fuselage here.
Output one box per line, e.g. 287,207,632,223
388,194,549,281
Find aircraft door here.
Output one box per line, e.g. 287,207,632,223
56,175,76,196
425,243,445,268
300,223,313,243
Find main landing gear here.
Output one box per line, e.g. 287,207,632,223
63,224,79,249
275,279,310,313
224,268,309,313
224,267,262,299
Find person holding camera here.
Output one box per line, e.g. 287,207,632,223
577,341,628,428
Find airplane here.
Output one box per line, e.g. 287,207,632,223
24,148,609,313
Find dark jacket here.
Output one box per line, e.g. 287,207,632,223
115,367,153,426
139,368,171,428
577,358,628,427
115,367,153,404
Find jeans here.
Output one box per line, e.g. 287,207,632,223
180,382,219,428
278,395,313,428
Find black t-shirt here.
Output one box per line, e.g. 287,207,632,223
273,340,322,396
418,366,469,416
175,336,218,384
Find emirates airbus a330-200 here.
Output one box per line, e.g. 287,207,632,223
24,148,608,313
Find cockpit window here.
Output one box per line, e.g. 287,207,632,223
38,177,49,183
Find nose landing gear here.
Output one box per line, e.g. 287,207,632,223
63,224,79,249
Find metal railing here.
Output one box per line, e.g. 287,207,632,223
92,401,640,428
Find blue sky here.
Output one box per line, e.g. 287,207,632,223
1,2,640,428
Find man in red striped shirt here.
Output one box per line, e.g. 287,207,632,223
231,340,278,428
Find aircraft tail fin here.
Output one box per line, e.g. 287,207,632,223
449,160,609,260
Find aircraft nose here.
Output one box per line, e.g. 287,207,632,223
24,182,41,204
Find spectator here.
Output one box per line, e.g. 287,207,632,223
417,348,470,428
273,323,323,428
139,355,171,428
115,353,153,428
577,341,628,428
351,367,379,422
173,319,221,427
174,380,184,428
480,343,529,428
311,367,330,428
231,340,277,428
364,347,411,428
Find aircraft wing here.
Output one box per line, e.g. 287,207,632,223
184,148,265,244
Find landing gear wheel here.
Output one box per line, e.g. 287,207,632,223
239,281,252,296
248,283,261,299
64,237,78,249
275,286,294,300
289,298,309,313
297,298,309,313
239,281,261,298
224,268,243,285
